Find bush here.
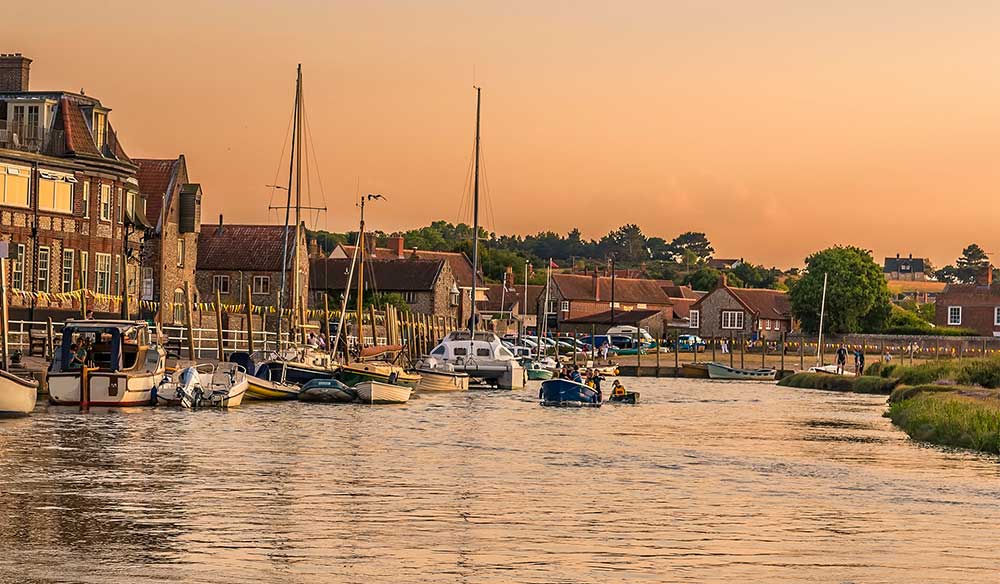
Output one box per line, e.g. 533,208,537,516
955,359,1000,389
894,361,960,386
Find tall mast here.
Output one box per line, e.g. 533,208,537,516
277,64,301,346
470,87,481,331
356,196,366,351
292,64,304,342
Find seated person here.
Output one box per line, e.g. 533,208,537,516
611,380,626,396
68,342,86,369
570,367,583,384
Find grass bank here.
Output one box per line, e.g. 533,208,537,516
866,357,1000,388
777,372,897,394
887,386,1000,454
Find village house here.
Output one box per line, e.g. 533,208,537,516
135,156,202,324
689,278,793,341
195,221,308,329
0,53,147,319
541,272,674,332
308,257,462,320
934,268,1000,336
884,253,928,281
659,280,704,328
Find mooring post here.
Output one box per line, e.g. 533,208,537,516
780,332,785,373
655,333,661,377
740,334,745,369
183,281,195,360
246,286,255,353
634,329,640,377
214,289,224,361
730,334,735,368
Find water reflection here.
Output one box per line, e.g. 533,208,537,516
0,379,998,582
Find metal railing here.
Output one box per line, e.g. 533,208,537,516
0,120,65,156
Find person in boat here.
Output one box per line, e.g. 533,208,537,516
835,345,848,374
611,379,627,397
81,336,95,367
68,342,86,369
570,366,583,384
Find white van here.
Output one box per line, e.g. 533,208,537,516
606,325,654,343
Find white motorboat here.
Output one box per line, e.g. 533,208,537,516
156,362,248,408
354,380,412,404
415,358,470,391
706,362,777,381
426,330,525,389
0,369,37,415
48,320,166,406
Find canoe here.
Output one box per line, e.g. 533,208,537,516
706,362,777,381
608,391,639,404
355,381,412,404
415,368,470,392
680,362,711,379
246,375,300,400
298,379,357,403
539,378,601,407
0,369,38,415
336,362,421,388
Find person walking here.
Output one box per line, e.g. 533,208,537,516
857,350,866,375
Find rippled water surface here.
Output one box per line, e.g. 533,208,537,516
1,378,999,583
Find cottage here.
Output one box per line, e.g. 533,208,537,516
0,54,148,319
689,280,793,341
135,156,202,323
309,257,461,319
884,253,928,281
543,272,674,331
195,221,308,327
934,269,999,336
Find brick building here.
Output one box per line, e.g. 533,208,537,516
308,257,461,319
195,222,308,328
934,269,999,336
135,156,202,323
689,279,793,341
0,54,146,319
542,272,674,331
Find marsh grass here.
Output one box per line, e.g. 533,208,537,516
888,389,1000,454
777,372,896,394
865,358,1000,388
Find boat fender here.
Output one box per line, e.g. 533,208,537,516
150,384,157,405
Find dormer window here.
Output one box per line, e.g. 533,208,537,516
92,110,106,150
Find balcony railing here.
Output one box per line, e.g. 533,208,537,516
0,119,66,156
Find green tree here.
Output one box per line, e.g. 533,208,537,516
668,232,714,262
682,267,743,291
939,243,990,283
789,246,892,334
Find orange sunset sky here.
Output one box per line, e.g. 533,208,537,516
8,1,1000,268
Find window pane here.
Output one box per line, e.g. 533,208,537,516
55,181,73,212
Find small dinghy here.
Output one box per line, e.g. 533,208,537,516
0,369,38,416
298,378,357,403
706,362,777,381
415,358,470,392
156,363,248,408
355,380,412,404
607,381,639,404
539,378,601,407
525,361,554,381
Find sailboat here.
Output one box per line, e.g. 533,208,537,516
425,87,524,389
333,194,420,394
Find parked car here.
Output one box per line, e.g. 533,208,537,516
676,334,706,352
606,325,655,343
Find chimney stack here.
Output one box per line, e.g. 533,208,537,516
388,234,405,259
216,213,223,234
0,54,31,92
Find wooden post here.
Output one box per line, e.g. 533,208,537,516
0,258,8,371
590,324,596,362
214,289,224,361
323,294,331,351
780,332,785,373
761,334,766,368
80,288,87,319
634,330,641,377
799,336,804,370
46,317,54,360
739,334,745,369
260,311,268,351
729,333,735,368
369,304,378,346
183,281,195,360
711,336,716,362
246,286,255,353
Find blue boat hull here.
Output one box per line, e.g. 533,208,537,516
539,379,601,407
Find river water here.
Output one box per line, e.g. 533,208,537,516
1,378,998,583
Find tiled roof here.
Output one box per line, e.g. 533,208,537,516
552,274,672,305
693,286,791,319
198,224,295,272
936,283,1000,306
667,297,696,318
884,256,926,274
108,124,132,164
135,158,180,225
309,258,444,292
483,284,519,312
54,97,101,158
338,244,479,287
562,309,664,325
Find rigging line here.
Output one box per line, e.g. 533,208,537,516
479,139,498,236
457,136,476,226
267,105,296,213
300,89,314,223
301,92,329,208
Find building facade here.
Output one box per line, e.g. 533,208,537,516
135,156,202,323
884,254,928,281
0,54,146,319
934,270,999,336
542,272,674,332
689,282,793,341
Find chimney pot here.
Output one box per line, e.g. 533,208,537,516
0,53,31,92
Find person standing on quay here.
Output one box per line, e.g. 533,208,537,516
836,345,848,375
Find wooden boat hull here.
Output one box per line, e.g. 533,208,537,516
257,361,336,386
526,368,554,381
706,362,777,381
246,376,300,400
0,370,38,415
415,369,470,392
355,381,412,404
337,364,421,388
680,362,711,379
539,378,601,407
48,370,162,406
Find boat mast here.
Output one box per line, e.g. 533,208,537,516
292,65,304,344
470,86,481,331
277,64,301,349
816,272,828,365
356,195,366,351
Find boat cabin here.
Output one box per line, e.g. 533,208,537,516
50,320,161,374
429,330,517,361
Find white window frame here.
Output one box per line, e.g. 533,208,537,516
995,307,1000,327
177,239,185,268
37,171,74,214
560,300,569,312
689,309,700,328
99,184,112,221
173,288,185,324
722,310,744,330
1,165,31,209
82,181,90,218
113,254,120,294
213,274,230,294
95,253,111,295
401,290,416,303
37,246,50,293
141,267,153,300
252,276,270,295
11,243,25,290
117,187,124,224
80,251,88,290
61,248,74,293
774,320,781,332
765,319,772,330
947,306,962,326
